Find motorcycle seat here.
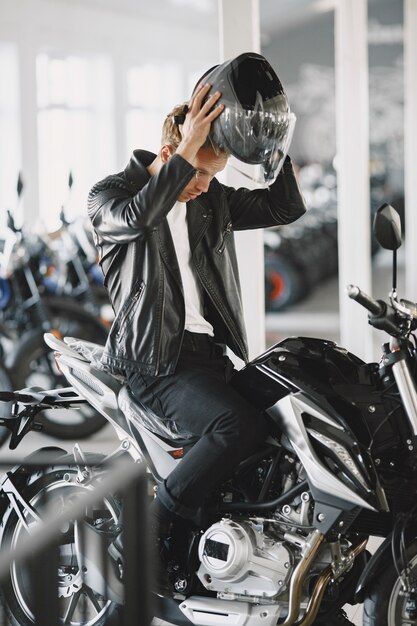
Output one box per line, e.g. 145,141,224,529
44,333,196,446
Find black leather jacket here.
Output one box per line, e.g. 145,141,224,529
88,150,306,376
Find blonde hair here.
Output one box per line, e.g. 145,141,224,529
161,103,186,149
161,102,229,156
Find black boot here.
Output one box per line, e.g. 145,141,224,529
149,498,180,598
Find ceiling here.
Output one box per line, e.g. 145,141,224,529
46,0,336,41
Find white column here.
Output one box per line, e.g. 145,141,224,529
218,0,265,362
17,34,40,226
404,0,417,300
113,55,128,169
334,0,373,360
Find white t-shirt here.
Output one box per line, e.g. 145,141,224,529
166,201,214,336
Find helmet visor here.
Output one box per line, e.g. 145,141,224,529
202,53,296,184
218,97,296,183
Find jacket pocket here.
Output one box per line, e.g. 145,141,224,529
116,280,145,343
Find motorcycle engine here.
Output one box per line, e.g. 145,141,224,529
197,519,294,599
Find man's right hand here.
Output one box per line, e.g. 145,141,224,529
176,84,224,166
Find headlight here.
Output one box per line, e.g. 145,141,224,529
308,429,370,492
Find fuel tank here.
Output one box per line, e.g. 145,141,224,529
232,336,405,454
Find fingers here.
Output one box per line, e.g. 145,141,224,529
198,100,224,126
190,83,222,114
179,82,224,153
200,89,222,114
207,102,224,121
189,83,210,110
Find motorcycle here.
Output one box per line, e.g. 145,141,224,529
0,203,416,626
0,208,109,439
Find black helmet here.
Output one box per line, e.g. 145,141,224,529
196,52,296,184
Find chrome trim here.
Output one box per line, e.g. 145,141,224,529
256,363,297,389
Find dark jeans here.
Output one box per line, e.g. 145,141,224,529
127,331,269,519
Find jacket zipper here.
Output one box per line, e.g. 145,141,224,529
116,282,144,342
154,273,165,376
217,221,233,255
191,199,247,361
194,262,248,362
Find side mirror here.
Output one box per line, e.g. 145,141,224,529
373,203,402,250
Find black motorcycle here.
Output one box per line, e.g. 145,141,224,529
0,203,416,626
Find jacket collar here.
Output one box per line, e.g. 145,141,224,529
124,149,156,186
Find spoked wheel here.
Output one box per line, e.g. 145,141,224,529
10,329,107,439
0,459,122,626
363,540,417,626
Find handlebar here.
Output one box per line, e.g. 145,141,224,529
347,284,401,337
347,285,384,316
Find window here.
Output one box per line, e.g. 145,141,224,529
126,62,183,157
37,52,115,230
0,44,20,229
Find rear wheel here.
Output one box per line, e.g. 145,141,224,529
0,458,122,626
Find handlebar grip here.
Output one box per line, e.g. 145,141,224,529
347,284,384,316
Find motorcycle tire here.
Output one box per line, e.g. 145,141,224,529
363,539,417,626
0,363,13,446
264,255,305,312
0,455,122,626
9,329,107,440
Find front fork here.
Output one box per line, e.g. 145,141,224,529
388,337,417,448
385,339,417,612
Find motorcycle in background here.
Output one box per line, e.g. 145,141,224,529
0,179,109,439
0,203,416,626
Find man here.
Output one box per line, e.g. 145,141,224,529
88,65,306,596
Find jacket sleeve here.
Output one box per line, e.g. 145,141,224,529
87,154,196,244
221,156,307,230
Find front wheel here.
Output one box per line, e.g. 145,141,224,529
363,540,417,626
0,456,122,626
